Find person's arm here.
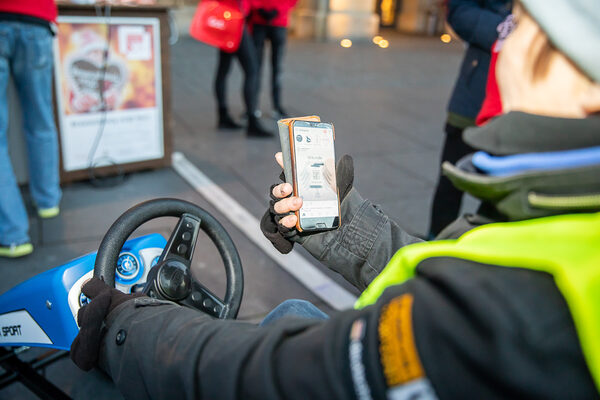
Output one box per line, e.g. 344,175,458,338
447,0,505,51
100,297,369,400
262,153,422,291
296,188,422,291
100,258,596,400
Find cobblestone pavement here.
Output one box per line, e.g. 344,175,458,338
0,31,465,399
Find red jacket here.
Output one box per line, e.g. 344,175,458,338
0,0,57,23
220,0,251,17
250,0,298,27
476,14,515,126
475,43,501,126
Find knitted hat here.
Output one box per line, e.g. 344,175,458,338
520,0,600,82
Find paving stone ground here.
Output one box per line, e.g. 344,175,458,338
0,30,466,399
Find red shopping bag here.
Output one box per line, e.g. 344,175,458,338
189,1,245,53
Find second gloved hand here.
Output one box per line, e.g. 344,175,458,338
260,153,354,254
70,277,143,371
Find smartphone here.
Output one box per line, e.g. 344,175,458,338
289,120,340,232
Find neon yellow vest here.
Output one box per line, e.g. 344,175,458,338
356,212,600,392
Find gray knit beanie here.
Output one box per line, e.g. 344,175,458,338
520,0,600,82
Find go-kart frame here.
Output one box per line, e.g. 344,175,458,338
0,234,165,400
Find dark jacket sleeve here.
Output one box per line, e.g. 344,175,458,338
100,296,386,400
447,0,504,51
295,188,423,291
100,259,597,400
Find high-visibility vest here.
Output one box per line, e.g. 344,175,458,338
356,212,600,392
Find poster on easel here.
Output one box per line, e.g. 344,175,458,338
54,15,164,173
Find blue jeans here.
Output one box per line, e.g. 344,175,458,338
0,21,61,245
260,299,329,326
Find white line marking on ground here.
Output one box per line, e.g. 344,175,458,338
172,152,357,310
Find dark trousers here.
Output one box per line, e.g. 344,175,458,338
214,28,259,115
251,24,287,111
429,123,475,236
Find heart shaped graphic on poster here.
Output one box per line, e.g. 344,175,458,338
70,59,125,93
65,50,128,113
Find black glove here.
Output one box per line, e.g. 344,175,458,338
70,277,143,371
260,155,354,254
258,8,278,21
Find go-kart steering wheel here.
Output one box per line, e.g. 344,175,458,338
94,198,243,319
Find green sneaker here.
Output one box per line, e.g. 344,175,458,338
38,206,60,219
0,243,33,258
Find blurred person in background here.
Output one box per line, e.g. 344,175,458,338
213,0,273,137
0,0,62,258
428,0,512,238
250,0,298,119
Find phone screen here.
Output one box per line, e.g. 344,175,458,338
292,122,339,230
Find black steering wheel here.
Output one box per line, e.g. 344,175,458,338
94,198,243,319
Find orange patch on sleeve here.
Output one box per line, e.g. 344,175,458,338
378,294,425,387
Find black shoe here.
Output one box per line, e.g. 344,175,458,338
218,109,243,130
247,117,273,137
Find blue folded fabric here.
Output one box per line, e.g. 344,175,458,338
472,146,600,176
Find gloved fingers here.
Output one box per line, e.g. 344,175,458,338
269,183,288,202
266,232,293,254
275,213,297,230
269,199,297,230
81,276,111,299
271,182,293,200
71,289,112,370
336,154,354,202
268,199,277,214
260,211,294,254
72,280,141,371
337,155,354,180
71,329,104,371
77,289,111,327
273,196,302,215
260,209,278,234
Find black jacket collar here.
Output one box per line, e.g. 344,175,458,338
443,113,600,221
463,112,600,155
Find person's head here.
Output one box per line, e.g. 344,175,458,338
496,0,600,118
444,0,600,222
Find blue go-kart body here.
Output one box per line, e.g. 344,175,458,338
0,234,166,351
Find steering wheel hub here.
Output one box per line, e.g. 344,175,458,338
156,260,192,301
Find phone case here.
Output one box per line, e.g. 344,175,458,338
279,117,339,232
276,116,321,185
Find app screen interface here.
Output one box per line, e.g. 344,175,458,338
293,125,338,220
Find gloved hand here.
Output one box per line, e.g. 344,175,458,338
261,153,354,254
70,277,143,371
258,8,278,21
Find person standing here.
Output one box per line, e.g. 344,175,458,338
428,0,512,237
0,0,62,258
250,0,298,119
213,0,272,137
